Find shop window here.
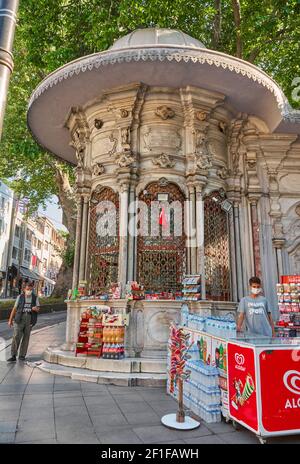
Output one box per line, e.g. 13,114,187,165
137,181,186,292
12,247,18,259
204,191,231,301
88,187,119,294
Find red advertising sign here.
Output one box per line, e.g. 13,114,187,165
260,349,300,432
228,343,258,432
281,275,300,284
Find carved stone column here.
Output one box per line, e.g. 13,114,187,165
233,200,244,300
249,197,262,279
188,184,197,274
195,185,206,299
127,174,138,283
272,237,285,282
118,180,130,295
72,194,83,289
79,193,90,281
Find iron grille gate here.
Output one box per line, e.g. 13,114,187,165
137,182,186,293
87,187,119,294
204,191,231,301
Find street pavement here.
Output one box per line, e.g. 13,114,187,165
0,317,299,444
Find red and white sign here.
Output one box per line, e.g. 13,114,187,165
228,343,258,432
259,349,300,432
281,275,300,284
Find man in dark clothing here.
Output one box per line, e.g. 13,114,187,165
7,282,40,362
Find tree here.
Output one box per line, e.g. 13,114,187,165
0,0,299,295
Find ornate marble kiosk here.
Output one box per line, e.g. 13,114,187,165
27,28,300,380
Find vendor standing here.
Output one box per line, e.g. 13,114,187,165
237,276,276,337
7,282,40,362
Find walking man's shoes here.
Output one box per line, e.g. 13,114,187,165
7,356,17,362
19,356,26,361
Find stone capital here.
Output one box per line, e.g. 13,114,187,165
272,238,286,249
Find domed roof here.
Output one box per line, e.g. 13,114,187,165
110,27,206,50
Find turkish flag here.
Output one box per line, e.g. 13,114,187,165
32,255,37,266
159,207,168,229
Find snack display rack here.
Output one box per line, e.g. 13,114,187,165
125,281,145,301
75,307,128,359
182,275,201,301
75,307,104,357
276,275,300,337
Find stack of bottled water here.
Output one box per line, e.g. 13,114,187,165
183,360,222,423
205,316,236,339
187,314,206,331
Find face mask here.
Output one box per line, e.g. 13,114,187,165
25,290,32,296
251,287,261,295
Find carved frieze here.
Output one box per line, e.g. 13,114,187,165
143,127,182,153
155,106,175,120
92,163,105,177
94,133,117,157
115,151,135,168
152,153,175,168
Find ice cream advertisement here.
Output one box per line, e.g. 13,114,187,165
260,349,300,432
228,343,258,432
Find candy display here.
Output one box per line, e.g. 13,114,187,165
75,306,127,359
276,276,300,337
125,281,145,300
182,275,201,301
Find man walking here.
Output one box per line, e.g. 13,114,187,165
237,276,276,337
7,282,40,362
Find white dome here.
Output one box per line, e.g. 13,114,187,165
110,28,206,50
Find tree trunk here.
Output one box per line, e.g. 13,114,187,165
212,0,222,49
50,162,77,298
231,0,243,59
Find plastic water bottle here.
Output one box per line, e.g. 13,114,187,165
181,304,189,327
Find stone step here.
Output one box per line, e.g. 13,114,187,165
31,360,167,387
44,346,167,374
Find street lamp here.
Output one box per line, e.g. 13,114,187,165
0,0,19,140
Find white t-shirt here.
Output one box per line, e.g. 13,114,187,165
14,294,40,313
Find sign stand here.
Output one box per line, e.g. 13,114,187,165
161,325,200,430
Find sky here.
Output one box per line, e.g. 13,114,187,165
38,195,68,232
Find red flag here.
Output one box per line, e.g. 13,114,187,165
159,207,168,229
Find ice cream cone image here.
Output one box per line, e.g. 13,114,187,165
241,374,255,401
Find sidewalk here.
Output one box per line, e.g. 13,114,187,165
0,322,299,444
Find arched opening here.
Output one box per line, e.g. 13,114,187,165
87,187,119,294
137,181,186,293
204,190,231,301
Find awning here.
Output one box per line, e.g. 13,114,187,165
42,275,56,286
20,267,41,281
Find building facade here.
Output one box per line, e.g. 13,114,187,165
27,28,300,358
0,181,14,296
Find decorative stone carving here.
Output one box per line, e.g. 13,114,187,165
196,111,207,121
218,121,227,134
94,133,117,157
142,127,182,154
296,205,300,217
94,119,103,129
217,167,231,179
152,153,175,168
194,153,213,170
120,127,130,147
158,177,169,187
155,105,175,120
119,109,129,118
92,163,105,176
115,151,135,168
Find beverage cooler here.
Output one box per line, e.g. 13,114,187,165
227,337,300,443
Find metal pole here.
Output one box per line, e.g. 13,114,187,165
0,0,19,140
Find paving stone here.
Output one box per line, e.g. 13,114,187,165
0,432,15,443
54,395,85,407
220,431,260,444
0,422,18,433
54,405,89,419
205,420,236,434
87,404,121,416
54,383,82,392
133,425,179,444
90,413,128,428
19,438,58,444
173,424,213,440
123,411,160,426
118,401,155,414
15,424,56,444
113,393,145,403
98,428,143,444
156,439,186,444
184,435,226,444
19,406,54,420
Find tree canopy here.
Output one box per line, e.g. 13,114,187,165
1,0,300,216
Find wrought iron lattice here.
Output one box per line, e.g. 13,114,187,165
88,188,119,294
204,191,231,301
137,182,186,292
